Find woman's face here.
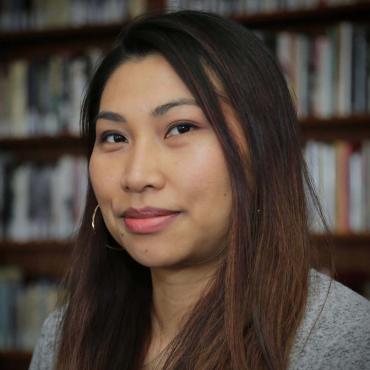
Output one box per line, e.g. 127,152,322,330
89,54,232,269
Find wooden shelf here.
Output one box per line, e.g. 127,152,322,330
313,232,370,245
1,234,369,281
300,114,370,141
312,233,370,280
0,22,123,45
0,0,165,60
1,2,370,59
0,22,119,60
234,2,370,30
0,350,32,370
0,240,73,280
0,135,85,160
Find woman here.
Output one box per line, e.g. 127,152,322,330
29,10,370,370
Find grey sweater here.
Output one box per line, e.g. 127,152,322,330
29,271,370,370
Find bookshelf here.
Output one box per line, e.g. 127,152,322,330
1,2,370,369
300,115,370,141
0,350,32,370
0,240,72,280
234,2,370,29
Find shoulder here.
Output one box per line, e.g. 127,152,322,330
290,270,370,370
28,308,64,370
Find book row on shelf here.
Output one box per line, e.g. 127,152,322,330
168,0,368,14
0,155,87,241
1,22,370,138
0,140,369,242
263,22,370,118
0,266,63,351
305,140,370,233
0,0,143,31
0,0,368,33
0,49,102,139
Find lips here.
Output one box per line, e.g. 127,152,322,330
124,207,179,218
123,207,180,234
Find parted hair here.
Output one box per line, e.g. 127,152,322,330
56,10,329,370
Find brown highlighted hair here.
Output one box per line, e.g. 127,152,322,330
56,10,328,370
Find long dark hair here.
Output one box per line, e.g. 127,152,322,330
56,10,328,370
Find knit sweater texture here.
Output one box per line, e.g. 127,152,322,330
29,270,370,370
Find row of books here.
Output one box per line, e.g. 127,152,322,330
0,266,62,350
305,140,370,233
0,49,101,138
167,0,367,15
0,0,142,31
1,22,370,138
0,155,87,241
0,0,366,31
266,23,370,118
0,141,369,241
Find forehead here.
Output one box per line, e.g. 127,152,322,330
99,53,248,154
100,54,194,110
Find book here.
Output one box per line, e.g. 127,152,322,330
304,140,370,233
0,51,101,138
352,24,368,114
337,22,353,116
0,266,63,351
336,141,350,232
0,266,22,350
1,155,87,241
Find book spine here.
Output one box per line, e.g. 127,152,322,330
337,22,353,116
336,141,350,232
348,144,363,231
352,24,368,114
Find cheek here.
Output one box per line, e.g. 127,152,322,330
180,141,232,216
89,155,122,238
89,154,117,202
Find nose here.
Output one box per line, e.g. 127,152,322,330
120,140,165,193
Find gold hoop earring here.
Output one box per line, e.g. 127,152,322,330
92,205,99,231
91,205,125,252
106,243,125,252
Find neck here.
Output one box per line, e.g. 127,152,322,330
148,261,219,354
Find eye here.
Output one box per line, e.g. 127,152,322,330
166,122,197,138
101,132,127,144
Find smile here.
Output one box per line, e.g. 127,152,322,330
124,213,180,234
122,207,181,234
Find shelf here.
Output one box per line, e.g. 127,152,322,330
0,135,85,160
1,234,369,281
312,233,370,282
0,22,123,45
234,2,370,30
0,22,123,60
0,240,73,280
312,232,370,245
0,0,165,60
300,115,370,141
1,2,370,59
0,350,32,370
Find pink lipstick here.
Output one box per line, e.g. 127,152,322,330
123,207,180,234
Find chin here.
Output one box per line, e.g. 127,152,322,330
128,250,190,270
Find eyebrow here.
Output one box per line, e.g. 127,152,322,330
152,98,198,117
95,98,198,123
